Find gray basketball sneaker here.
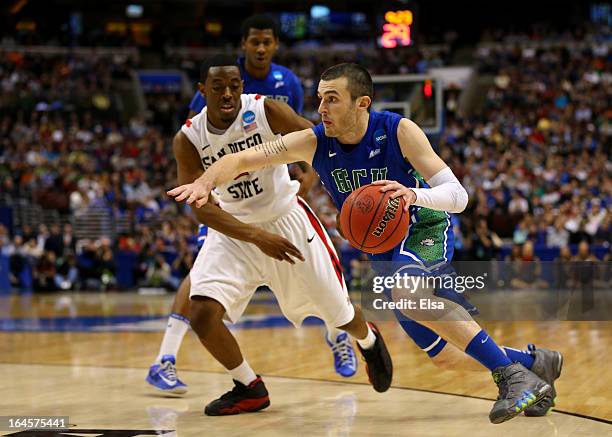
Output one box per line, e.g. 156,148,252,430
489,363,552,424
524,344,563,417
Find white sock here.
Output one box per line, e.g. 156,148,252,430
156,314,190,362
229,360,257,386
326,325,343,342
355,325,376,350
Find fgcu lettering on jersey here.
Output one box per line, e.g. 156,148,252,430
242,110,258,133
330,167,389,193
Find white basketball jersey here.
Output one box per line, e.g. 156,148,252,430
181,94,299,223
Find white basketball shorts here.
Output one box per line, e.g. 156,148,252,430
190,197,354,327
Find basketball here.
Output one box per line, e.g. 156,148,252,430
339,184,410,254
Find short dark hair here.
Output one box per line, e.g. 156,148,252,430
321,63,373,104
241,14,279,40
200,54,240,82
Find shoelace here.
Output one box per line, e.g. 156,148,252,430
331,337,354,367
160,361,178,382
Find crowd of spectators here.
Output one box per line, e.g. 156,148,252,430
0,24,610,292
0,215,199,292
0,50,194,291
0,50,135,116
451,34,610,259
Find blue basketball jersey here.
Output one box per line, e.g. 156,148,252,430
312,110,431,212
311,110,453,264
189,58,304,114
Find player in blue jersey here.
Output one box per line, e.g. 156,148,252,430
169,63,564,422
146,16,355,396
187,14,303,117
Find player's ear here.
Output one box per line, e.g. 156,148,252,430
357,96,371,111
198,82,206,97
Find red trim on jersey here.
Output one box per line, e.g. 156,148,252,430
255,94,263,100
234,172,250,180
297,198,344,287
185,119,192,127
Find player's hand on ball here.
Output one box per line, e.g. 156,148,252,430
254,230,305,264
371,180,416,212
167,178,214,208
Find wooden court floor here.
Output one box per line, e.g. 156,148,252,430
1,293,610,436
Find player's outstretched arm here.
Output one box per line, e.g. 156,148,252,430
172,131,304,263
168,128,317,208
372,118,468,213
264,98,319,197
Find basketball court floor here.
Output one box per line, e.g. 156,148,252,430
1,292,610,436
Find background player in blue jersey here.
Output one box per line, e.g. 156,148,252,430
187,14,303,117
146,16,355,396
169,63,564,423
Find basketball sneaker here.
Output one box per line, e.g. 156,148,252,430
327,332,357,377
489,363,552,424
524,344,563,417
146,355,188,396
205,376,270,416
356,322,393,392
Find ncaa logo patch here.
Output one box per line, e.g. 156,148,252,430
273,71,283,81
374,129,387,147
242,111,256,124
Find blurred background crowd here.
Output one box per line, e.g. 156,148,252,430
0,0,609,292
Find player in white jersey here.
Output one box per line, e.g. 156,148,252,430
147,18,354,397
168,55,392,416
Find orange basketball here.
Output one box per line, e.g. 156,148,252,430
339,184,410,254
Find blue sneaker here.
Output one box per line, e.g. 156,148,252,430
326,332,357,377
146,355,188,396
